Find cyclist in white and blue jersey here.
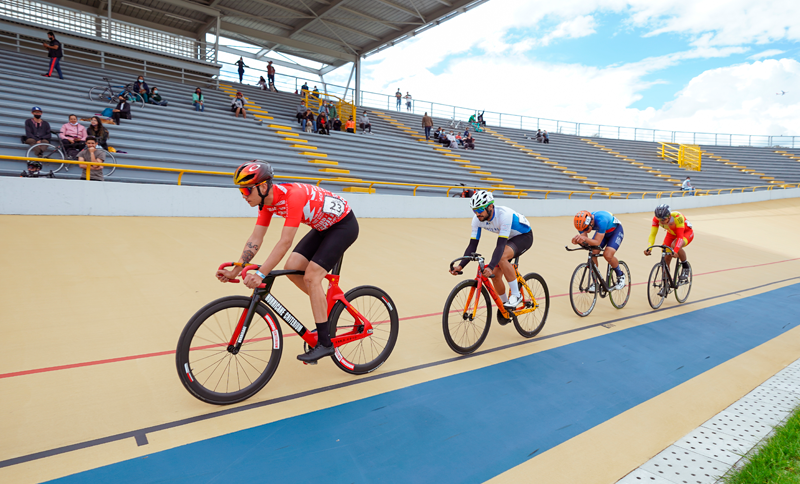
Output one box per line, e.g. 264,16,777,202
572,210,626,291
450,191,534,322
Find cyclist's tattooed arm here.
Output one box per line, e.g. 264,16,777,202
241,241,260,264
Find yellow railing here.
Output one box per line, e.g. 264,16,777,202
300,90,357,127
660,142,702,171
4,155,798,199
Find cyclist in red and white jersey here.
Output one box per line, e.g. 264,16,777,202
215,160,358,363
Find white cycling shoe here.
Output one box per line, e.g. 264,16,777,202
503,294,523,309
613,274,627,290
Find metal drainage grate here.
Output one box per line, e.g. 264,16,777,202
702,411,773,443
638,446,727,484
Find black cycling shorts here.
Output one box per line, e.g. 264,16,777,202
292,211,359,272
506,230,533,259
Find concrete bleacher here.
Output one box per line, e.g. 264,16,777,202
2,45,796,199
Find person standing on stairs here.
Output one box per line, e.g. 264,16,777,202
422,112,433,139
41,31,64,79
267,61,276,88
235,57,248,83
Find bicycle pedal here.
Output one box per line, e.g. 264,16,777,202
303,360,318,366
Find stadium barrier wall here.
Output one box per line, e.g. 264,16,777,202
2,178,799,219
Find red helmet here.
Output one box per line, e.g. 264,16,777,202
574,210,593,232
233,160,273,187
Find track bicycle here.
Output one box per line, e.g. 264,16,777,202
645,245,693,309
88,77,145,108
566,245,631,317
175,257,399,405
442,253,549,354
25,130,117,176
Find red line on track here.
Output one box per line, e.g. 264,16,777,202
2,257,799,380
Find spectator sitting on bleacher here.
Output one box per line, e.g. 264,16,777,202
134,76,150,104
231,92,247,119
148,87,168,106
446,131,458,149
456,133,463,145
682,176,695,195
258,76,268,90
296,100,306,124
304,110,314,132
77,136,105,181
112,95,131,125
316,112,329,135
345,117,355,133
432,127,441,139
311,86,320,100
536,129,543,142
24,106,51,155
359,111,372,134
543,130,549,144
463,128,470,140
333,117,343,132
87,116,109,150
193,88,204,112
20,160,54,178
478,111,486,127
60,114,87,156
463,133,475,150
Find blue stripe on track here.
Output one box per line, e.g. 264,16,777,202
51,283,800,484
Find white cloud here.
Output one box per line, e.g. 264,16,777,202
748,49,786,60
539,15,598,46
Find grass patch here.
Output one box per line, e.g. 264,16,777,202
722,406,800,484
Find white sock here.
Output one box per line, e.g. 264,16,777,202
509,283,520,298
499,293,508,303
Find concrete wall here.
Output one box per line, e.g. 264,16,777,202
2,177,799,218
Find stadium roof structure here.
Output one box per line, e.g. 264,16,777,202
56,0,490,73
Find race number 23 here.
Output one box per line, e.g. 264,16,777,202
322,196,345,216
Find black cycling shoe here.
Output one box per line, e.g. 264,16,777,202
497,308,510,326
297,344,334,363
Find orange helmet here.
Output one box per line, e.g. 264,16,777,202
574,210,593,232
233,160,273,187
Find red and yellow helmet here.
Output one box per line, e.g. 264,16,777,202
574,210,593,232
233,160,273,187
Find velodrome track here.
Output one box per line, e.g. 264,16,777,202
1,198,800,483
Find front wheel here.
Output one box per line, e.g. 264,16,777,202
675,261,693,303
90,86,114,104
175,296,283,405
101,150,117,177
26,143,65,174
513,273,549,338
128,91,145,108
607,261,631,309
647,263,667,309
329,286,399,374
569,263,597,317
442,279,492,354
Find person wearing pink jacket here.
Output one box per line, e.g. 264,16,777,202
59,114,87,155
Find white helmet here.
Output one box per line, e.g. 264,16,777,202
470,190,494,210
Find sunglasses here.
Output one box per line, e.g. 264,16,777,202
473,205,490,215
239,182,265,196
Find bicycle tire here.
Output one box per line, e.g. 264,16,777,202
26,143,65,174
102,150,117,177
647,263,667,309
607,261,632,309
442,279,492,354
128,91,145,109
512,272,549,338
89,86,114,104
329,285,399,374
675,261,693,303
175,296,283,405
569,263,597,317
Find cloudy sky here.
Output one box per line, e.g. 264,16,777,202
322,0,799,137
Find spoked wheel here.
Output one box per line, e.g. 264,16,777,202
607,261,632,309
26,143,65,174
329,285,399,374
675,261,693,303
89,86,115,104
175,296,283,405
101,150,117,177
647,263,667,310
128,92,145,108
512,273,549,338
442,279,492,354
569,263,598,317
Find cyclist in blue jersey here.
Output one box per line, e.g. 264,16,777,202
450,191,534,324
571,210,626,291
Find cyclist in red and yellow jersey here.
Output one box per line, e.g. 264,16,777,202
645,204,693,287
215,160,358,363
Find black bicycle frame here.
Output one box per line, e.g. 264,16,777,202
566,245,612,294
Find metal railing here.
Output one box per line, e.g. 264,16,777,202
661,143,702,171
5,155,798,199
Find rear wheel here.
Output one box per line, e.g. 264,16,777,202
329,286,399,374
607,261,631,309
90,86,115,104
647,263,667,309
26,143,65,174
101,150,117,177
443,279,492,354
175,296,282,405
512,273,549,338
569,263,597,317
128,91,145,108
675,261,693,303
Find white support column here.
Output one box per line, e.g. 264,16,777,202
107,0,112,40
213,16,220,64
354,56,361,107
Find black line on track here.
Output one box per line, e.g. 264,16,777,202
2,276,798,469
